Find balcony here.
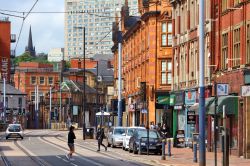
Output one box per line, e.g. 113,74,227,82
11,34,16,43
10,50,15,58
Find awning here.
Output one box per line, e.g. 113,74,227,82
207,96,239,115
188,97,215,115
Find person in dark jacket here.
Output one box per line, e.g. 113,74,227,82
66,126,76,160
96,126,107,151
161,123,169,139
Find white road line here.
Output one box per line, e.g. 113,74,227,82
39,137,104,166
62,158,69,162
70,163,78,166
29,137,31,141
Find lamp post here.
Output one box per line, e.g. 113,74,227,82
49,86,52,129
199,0,206,165
74,26,86,140
3,77,6,124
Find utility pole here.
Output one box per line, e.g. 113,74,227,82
95,61,99,131
74,26,86,140
198,0,206,165
117,22,123,126
49,86,52,129
214,83,218,166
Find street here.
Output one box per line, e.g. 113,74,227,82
0,130,162,166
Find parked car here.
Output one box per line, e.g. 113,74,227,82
5,124,24,140
122,126,145,151
107,127,126,148
128,129,162,155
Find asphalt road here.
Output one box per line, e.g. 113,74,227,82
0,130,161,166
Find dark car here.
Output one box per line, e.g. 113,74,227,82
128,129,162,155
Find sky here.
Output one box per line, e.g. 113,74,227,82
0,0,64,56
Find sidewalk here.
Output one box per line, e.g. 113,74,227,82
156,147,250,166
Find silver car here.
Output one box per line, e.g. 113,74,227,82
5,124,24,140
107,127,126,148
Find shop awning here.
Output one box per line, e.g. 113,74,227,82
188,97,215,115
207,96,239,115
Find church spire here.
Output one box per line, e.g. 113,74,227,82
25,25,36,57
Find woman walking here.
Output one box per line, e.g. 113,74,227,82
66,126,76,160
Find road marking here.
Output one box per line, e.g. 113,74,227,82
70,163,78,166
39,137,104,166
56,155,69,163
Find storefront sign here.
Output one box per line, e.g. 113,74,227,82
176,130,185,146
217,84,229,96
241,85,250,97
141,109,147,114
187,111,196,124
174,105,183,110
185,90,196,105
156,96,170,105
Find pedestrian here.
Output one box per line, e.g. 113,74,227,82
156,123,161,133
96,126,107,152
150,121,155,129
161,124,169,139
66,125,76,160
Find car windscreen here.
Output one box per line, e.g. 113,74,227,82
8,125,21,132
137,130,159,139
127,129,134,136
114,128,125,135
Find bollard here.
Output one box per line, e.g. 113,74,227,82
161,139,166,160
193,143,198,163
139,138,142,155
168,139,171,156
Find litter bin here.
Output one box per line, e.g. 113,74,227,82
85,127,94,139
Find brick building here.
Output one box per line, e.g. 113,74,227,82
212,0,250,158
14,62,60,128
0,17,16,82
112,0,172,128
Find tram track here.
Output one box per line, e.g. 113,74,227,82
53,136,151,166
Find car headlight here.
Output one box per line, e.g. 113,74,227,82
156,143,162,146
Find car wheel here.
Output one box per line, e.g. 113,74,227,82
133,144,138,154
122,146,125,150
5,137,8,140
129,147,132,153
21,136,23,140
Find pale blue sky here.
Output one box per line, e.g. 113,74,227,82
0,0,64,55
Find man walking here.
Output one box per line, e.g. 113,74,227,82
66,125,76,160
96,126,107,152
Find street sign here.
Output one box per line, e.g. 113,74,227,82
241,85,250,96
187,111,196,124
216,84,229,96
141,109,147,114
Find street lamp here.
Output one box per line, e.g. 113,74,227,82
74,26,86,140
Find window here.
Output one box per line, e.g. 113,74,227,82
161,59,172,84
234,0,241,6
221,33,228,70
233,28,240,67
161,22,172,46
222,0,228,11
247,24,250,64
18,97,22,106
31,76,36,85
48,77,53,85
40,77,45,85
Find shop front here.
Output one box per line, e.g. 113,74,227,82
155,94,172,137
185,90,197,146
172,91,185,147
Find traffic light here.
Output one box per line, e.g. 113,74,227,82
140,82,146,101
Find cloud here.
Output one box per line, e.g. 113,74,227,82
0,0,64,55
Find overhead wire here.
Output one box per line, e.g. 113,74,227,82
14,0,39,52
